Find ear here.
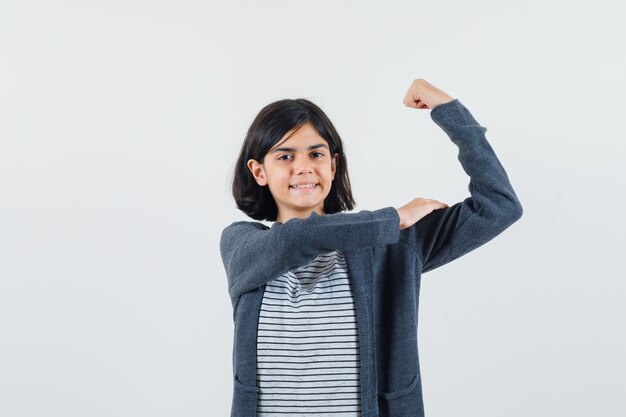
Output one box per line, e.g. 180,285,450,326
331,153,338,180
247,159,267,186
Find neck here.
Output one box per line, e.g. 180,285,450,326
276,207,324,224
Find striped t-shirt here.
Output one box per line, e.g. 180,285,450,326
256,250,362,416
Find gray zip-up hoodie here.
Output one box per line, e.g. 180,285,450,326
220,98,523,417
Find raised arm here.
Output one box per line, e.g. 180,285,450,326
400,97,523,273
220,207,400,301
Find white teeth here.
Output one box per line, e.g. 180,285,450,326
290,183,317,189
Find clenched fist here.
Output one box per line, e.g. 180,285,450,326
403,78,455,110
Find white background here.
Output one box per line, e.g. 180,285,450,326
1,1,624,416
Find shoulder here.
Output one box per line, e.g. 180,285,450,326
223,219,269,231
220,220,270,243
219,220,270,257
221,220,269,237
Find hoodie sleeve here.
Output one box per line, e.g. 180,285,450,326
220,207,400,300
400,98,523,273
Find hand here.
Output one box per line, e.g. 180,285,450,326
403,78,455,110
396,198,449,230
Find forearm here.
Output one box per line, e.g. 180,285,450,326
220,207,401,300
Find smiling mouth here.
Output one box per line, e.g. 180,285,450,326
289,183,320,190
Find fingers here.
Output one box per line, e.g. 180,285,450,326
428,199,449,207
416,100,429,109
425,199,449,209
408,198,449,211
403,94,418,108
403,97,429,110
403,78,453,109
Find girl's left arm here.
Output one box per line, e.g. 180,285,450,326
400,98,523,273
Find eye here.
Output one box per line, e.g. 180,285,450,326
277,154,292,161
312,152,324,158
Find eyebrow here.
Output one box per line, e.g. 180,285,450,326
269,143,328,154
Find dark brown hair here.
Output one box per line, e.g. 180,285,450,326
231,98,355,221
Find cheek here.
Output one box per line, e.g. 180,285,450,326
273,175,291,189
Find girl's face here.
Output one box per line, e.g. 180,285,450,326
247,122,338,224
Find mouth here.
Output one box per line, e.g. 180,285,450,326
289,183,320,191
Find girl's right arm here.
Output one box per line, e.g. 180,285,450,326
220,207,400,300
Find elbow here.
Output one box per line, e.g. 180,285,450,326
500,197,523,227
514,201,523,221
228,283,240,301
227,273,245,300
510,196,524,222
483,195,522,232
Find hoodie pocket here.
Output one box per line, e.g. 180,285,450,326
230,374,259,417
377,374,424,417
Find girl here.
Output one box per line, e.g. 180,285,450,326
220,78,523,417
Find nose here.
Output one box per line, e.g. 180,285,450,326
293,155,314,174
